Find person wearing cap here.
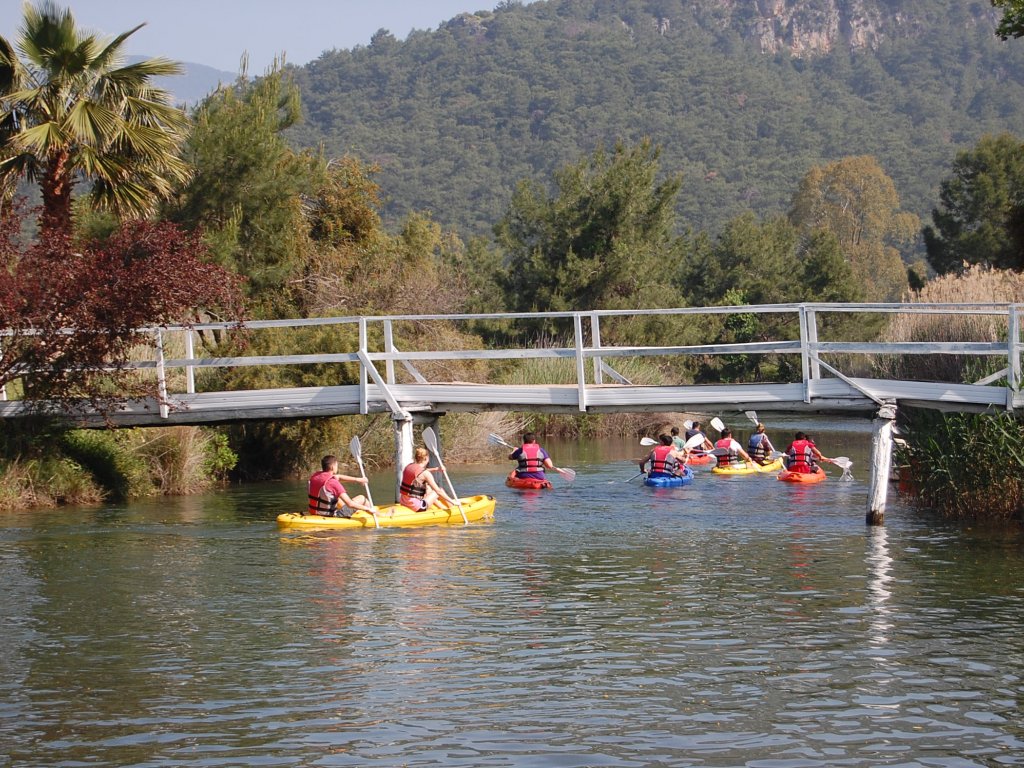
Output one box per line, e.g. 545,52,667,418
747,422,776,465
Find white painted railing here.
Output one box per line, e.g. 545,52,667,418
2,302,1022,417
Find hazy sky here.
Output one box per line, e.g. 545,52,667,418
2,1,508,73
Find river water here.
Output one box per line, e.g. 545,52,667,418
1,417,1022,767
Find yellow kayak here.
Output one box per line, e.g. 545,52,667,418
277,494,496,529
711,457,784,476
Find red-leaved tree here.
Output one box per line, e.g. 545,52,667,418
0,209,244,415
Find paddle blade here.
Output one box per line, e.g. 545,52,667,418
710,417,726,433
423,426,440,457
349,435,362,459
557,467,577,482
831,456,853,469
683,420,693,430
683,433,705,450
640,437,658,446
744,410,759,426
488,433,513,448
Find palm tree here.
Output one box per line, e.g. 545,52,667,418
0,1,191,235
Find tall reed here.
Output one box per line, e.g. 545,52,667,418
875,266,1024,383
897,409,1024,522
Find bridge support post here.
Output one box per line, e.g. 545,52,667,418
393,415,414,502
867,400,897,526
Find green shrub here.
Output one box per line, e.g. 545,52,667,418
898,409,1024,522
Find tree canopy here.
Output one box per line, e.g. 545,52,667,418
0,1,190,234
924,133,1024,274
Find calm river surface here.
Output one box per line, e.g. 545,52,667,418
1,417,1022,767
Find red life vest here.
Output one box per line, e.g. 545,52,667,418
516,443,545,474
715,437,738,467
787,439,815,472
400,462,426,498
308,470,343,515
649,444,678,475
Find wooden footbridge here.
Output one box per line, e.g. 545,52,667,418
2,302,1022,523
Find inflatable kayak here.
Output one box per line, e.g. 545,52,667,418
778,467,827,484
505,475,553,490
276,494,496,529
685,453,716,466
711,457,784,476
643,466,695,487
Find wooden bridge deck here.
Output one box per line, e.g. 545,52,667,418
1,303,1021,426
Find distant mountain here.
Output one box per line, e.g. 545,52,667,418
284,0,1024,246
130,56,237,107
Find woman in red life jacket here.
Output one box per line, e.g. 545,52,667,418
400,446,458,511
508,432,556,482
784,432,830,473
639,433,687,477
714,428,754,468
308,454,376,517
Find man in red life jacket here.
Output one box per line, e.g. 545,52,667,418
308,455,376,517
639,433,687,477
508,432,556,482
715,428,754,468
784,432,830,473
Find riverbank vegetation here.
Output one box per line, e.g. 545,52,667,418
3,2,1024,521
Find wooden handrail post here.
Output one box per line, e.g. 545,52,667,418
383,318,396,385
591,312,603,385
574,313,587,411
184,329,195,395
799,305,811,403
155,329,169,419
358,317,368,415
1010,305,1022,398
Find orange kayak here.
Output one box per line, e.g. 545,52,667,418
506,476,554,490
778,467,827,484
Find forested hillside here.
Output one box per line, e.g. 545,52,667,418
288,0,1024,241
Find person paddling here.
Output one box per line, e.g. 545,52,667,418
714,428,754,468
639,433,688,478
308,455,376,518
747,422,776,465
508,432,557,484
684,421,714,454
784,431,831,473
400,446,458,511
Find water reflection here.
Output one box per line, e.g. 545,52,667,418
866,526,894,646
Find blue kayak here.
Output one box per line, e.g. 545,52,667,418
643,466,695,487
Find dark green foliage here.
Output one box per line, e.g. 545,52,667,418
169,65,315,315
898,408,1024,522
60,430,151,501
924,133,1024,274
287,0,1024,250
680,213,863,382
497,140,685,320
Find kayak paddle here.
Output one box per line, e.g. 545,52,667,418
744,410,759,425
710,416,726,433
348,435,379,528
423,427,467,524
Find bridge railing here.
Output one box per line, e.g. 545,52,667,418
2,302,1022,416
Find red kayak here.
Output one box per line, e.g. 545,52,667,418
506,476,554,490
778,467,826,484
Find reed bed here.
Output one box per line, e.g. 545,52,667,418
875,266,1024,383
897,409,1024,522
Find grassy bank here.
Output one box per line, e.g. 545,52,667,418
896,409,1024,523
0,421,237,512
